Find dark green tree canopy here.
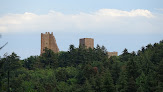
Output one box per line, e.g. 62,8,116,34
0,40,162,92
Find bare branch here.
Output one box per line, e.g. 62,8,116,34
0,42,8,50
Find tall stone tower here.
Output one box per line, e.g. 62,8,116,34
41,32,59,54
79,38,94,49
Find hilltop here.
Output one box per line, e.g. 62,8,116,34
0,40,163,92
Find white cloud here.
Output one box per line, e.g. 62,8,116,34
95,9,154,18
0,9,162,34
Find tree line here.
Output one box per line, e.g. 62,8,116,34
0,40,163,92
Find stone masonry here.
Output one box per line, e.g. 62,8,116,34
107,52,118,58
41,32,59,54
79,38,94,49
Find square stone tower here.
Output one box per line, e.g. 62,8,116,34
41,32,59,54
79,38,94,49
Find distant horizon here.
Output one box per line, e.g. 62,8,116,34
1,33,162,59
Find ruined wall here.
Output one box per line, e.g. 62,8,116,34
41,32,59,54
107,52,118,58
79,38,94,49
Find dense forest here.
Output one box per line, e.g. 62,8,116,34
0,40,163,92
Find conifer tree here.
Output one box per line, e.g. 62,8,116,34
136,72,147,92
82,79,93,92
127,77,137,92
156,60,163,92
103,69,115,92
116,70,128,92
126,59,139,92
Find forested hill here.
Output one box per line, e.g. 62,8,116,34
0,40,163,92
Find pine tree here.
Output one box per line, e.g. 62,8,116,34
94,75,104,92
103,69,115,92
116,70,128,92
82,79,93,92
126,59,139,79
126,59,139,92
146,71,158,92
127,77,137,92
136,72,147,92
111,61,120,84
156,60,163,92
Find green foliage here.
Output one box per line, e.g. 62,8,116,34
157,60,163,83
120,48,131,62
41,47,59,68
116,69,128,92
136,72,147,92
0,41,163,92
81,79,93,92
23,56,39,70
0,52,22,92
127,77,137,92
103,69,115,92
126,58,139,79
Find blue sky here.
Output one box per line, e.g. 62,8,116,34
0,0,163,59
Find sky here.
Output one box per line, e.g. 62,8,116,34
0,0,163,59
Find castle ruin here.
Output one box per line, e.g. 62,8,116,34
41,32,59,54
79,38,118,57
107,52,118,58
41,32,117,58
79,38,94,49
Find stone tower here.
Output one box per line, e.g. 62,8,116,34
79,38,94,49
41,32,59,54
